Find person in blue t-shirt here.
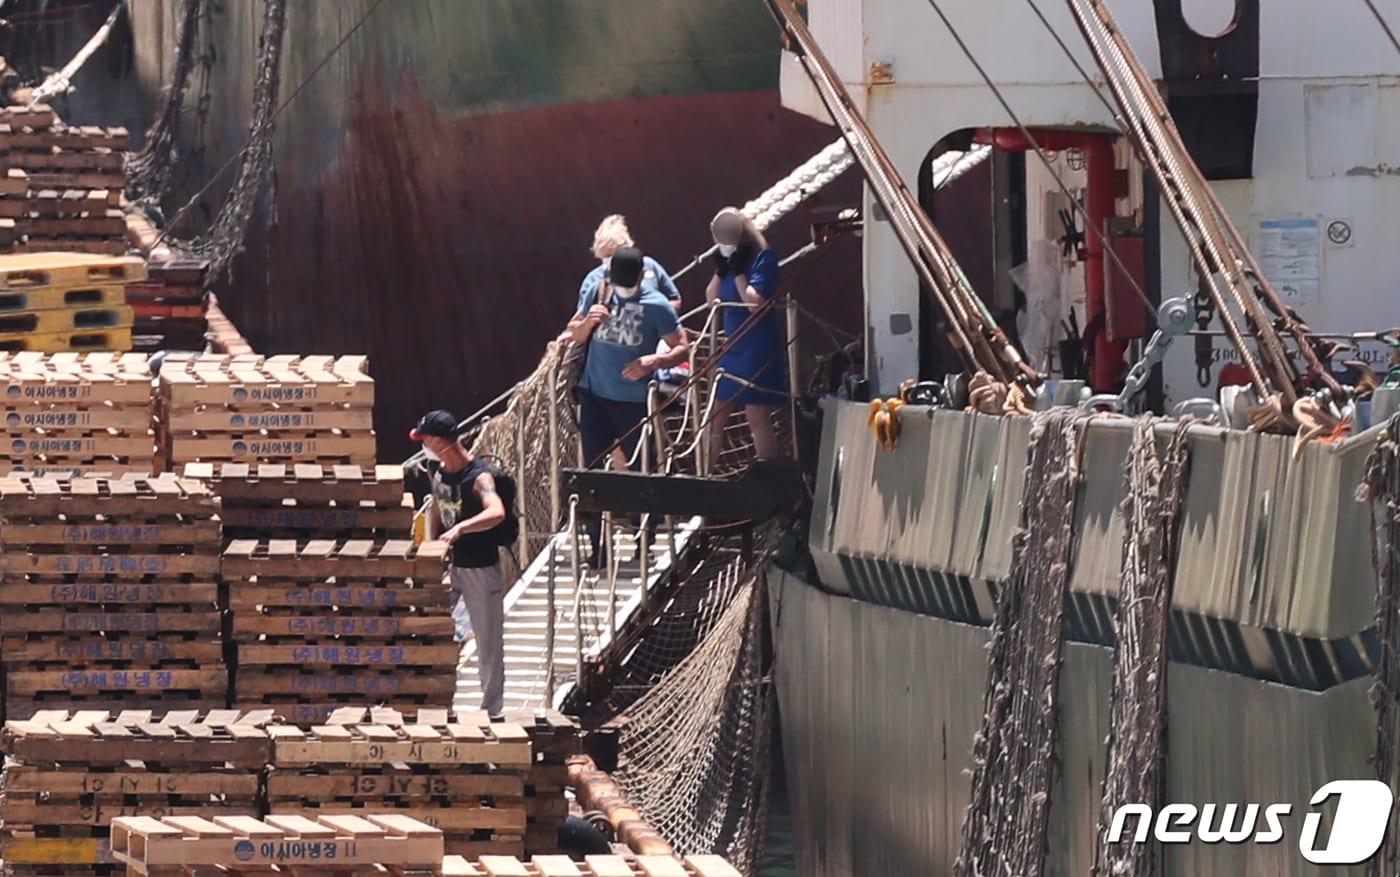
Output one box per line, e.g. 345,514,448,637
566,246,689,566
705,207,785,463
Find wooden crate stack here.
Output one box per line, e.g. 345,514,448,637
0,103,128,256
223,539,453,722
505,710,581,857
155,354,376,469
266,711,533,858
441,854,743,877
0,474,226,719
0,252,143,355
0,710,273,877
183,462,413,540
0,350,153,474
112,813,444,877
126,260,210,352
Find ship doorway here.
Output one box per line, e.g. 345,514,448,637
916,131,1026,383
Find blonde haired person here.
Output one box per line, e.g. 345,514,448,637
704,207,784,463
586,214,680,304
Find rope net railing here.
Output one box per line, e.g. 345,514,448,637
612,550,777,875
1360,413,1400,877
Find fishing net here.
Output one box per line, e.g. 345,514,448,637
126,0,204,203
954,407,1091,877
466,342,578,579
1359,413,1400,877
612,555,776,876
157,0,286,285
1094,417,1193,877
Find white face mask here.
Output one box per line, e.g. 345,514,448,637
422,446,441,462
718,243,737,257
613,283,640,300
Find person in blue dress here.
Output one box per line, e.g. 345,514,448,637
705,207,785,463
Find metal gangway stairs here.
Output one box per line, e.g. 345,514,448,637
445,293,802,714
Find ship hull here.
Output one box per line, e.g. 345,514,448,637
125,0,863,459
771,566,1375,876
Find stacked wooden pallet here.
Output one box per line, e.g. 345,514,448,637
0,710,273,876
441,854,743,877
0,252,143,354
507,710,581,857
0,104,129,256
0,350,153,473
126,260,209,352
184,462,413,540
266,711,533,858
0,473,226,718
155,354,376,469
224,539,453,722
112,813,443,876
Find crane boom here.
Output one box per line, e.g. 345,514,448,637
1064,0,1344,408
763,0,1041,388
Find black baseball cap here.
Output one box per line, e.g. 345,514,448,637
409,409,458,441
609,247,644,288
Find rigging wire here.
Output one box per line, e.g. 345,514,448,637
922,0,1158,323
1063,0,1348,406
1362,0,1400,54
152,0,389,250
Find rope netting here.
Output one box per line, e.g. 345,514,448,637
1359,413,1400,877
467,342,579,577
127,0,205,204
1094,418,1194,877
612,555,776,875
954,407,1091,877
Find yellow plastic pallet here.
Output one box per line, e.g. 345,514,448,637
0,252,147,290
0,305,134,337
0,327,134,353
0,283,126,314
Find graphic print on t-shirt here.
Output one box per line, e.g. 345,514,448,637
594,301,645,347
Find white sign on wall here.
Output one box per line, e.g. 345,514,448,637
1258,217,1322,305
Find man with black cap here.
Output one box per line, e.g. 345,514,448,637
565,246,690,566
411,409,508,716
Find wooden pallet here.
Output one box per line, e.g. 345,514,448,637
268,721,533,768
223,538,447,581
185,463,404,503
0,473,226,717
184,462,411,537
0,253,146,290
158,363,373,408
0,283,126,313
3,407,152,430
0,473,216,517
1,709,275,764
110,814,444,873
266,720,534,858
0,305,133,336
0,327,134,352
441,855,743,877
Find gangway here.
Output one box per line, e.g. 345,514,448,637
454,516,701,713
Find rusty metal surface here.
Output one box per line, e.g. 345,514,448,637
120,0,862,460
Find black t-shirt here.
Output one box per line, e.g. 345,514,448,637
431,459,500,569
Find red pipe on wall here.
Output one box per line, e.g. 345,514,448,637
975,127,1126,391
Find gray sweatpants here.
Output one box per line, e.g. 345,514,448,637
450,563,505,716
